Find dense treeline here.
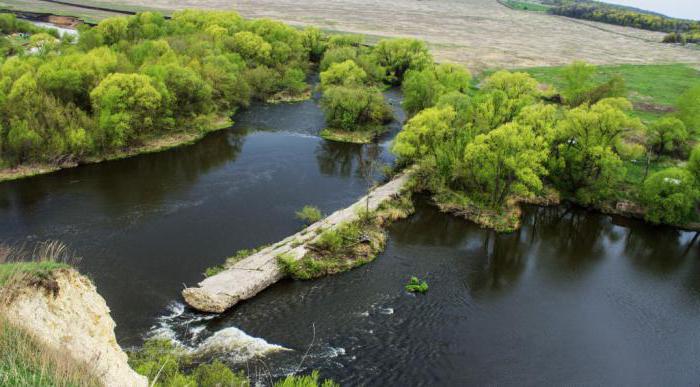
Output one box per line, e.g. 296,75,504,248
663,32,700,45
548,1,700,33
0,11,318,168
392,60,700,229
543,0,700,45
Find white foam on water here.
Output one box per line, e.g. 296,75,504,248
148,301,289,364
194,327,290,362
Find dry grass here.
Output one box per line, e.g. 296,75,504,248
28,0,700,71
0,242,96,387
0,316,100,387
0,241,78,299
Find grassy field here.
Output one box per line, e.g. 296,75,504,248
502,0,551,13
523,63,700,123
4,0,700,70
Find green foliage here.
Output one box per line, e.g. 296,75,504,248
471,71,540,132
560,60,595,106
373,38,432,84
392,106,459,164
687,145,700,182
504,0,551,12
548,98,639,204
524,63,700,125
231,31,272,64
0,10,312,168
319,46,357,71
301,27,325,62
461,122,549,207
550,2,700,34
402,63,471,115
278,218,386,280
274,371,338,387
641,168,699,224
327,34,364,49
558,62,627,107
296,205,323,224
203,265,225,277
648,117,688,156
405,276,429,293
90,73,163,147
129,338,249,387
320,60,367,90
676,85,700,134
0,317,99,386
320,86,392,131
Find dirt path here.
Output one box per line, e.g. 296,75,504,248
182,172,412,313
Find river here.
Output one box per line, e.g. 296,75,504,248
1,85,699,385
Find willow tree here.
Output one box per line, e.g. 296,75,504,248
461,122,549,207
641,167,699,225
548,98,641,204
90,73,162,147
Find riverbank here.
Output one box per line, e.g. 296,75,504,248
0,266,147,386
0,116,233,184
183,171,413,313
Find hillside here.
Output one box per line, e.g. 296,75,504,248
3,0,700,70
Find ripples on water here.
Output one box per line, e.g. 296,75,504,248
156,200,700,385
2,85,700,385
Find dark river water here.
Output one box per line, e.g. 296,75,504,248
1,86,700,385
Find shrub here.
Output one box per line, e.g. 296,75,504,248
203,265,225,277
274,371,338,387
296,205,323,224
405,276,428,293
648,117,688,156
129,338,249,386
641,167,699,225
320,86,392,131
687,145,700,182
319,60,367,90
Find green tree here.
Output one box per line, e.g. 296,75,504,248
391,106,458,163
319,46,357,71
482,70,539,102
144,63,213,120
514,103,559,138
461,122,549,207
401,63,471,115
373,38,432,84
319,60,367,90
648,117,688,156
90,73,162,147
469,71,540,133
231,31,272,64
302,27,325,62
687,145,700,182
320,86,392,131
641,167,698,224
96,17,129,45
548,98,640,204
560,61,596,106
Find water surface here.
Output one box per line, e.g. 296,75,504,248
164,200,700,386
0,88,402,343
1,85,699,385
